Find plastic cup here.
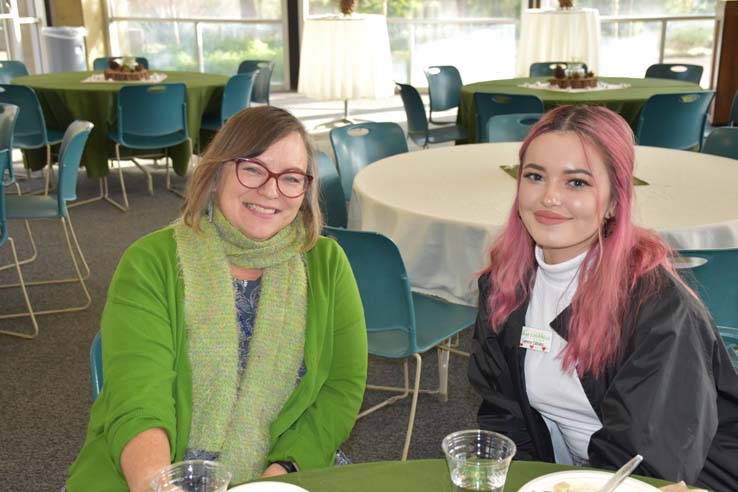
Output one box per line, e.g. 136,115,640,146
150,460,232,492
442,429,517,492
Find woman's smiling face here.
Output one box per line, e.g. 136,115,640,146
215,132,308,241
517,131,614,264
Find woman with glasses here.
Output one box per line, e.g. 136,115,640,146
66,106,368,491
468,105,738,491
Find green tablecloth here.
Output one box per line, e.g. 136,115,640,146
271,459,672,492
460,77,702,143
12,71,228,178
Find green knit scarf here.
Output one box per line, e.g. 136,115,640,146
173,208,308,484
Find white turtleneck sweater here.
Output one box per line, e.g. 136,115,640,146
524,247,603,466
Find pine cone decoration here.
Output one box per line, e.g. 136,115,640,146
339,0,356,15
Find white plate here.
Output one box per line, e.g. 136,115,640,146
518,470,661,492
228,481,309,492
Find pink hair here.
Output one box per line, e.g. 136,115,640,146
482,105,687,376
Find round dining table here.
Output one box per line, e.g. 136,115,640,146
459,77,702,142
12,70,228,178
348,143,738,305
265,459,671,492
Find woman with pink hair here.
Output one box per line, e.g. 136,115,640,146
468,105,738,492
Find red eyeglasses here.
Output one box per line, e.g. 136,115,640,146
232,157,313,198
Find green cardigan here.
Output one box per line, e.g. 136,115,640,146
66,228,367,491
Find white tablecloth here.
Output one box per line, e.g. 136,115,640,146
516,8,601,77
349,143,738,305
298,14,394,100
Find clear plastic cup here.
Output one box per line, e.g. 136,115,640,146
442,429,517,492
150,460,232,492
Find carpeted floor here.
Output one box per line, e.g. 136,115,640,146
0,114,481,490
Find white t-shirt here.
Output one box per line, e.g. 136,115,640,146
524,246,603,466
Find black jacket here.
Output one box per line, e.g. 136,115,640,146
468,268,738,492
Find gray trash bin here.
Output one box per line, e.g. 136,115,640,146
42,26,88,72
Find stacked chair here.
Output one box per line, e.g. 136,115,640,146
529,61,587,77
92,56,150,70
316,151,347,228
106,83,190,210
0,120,94,339
676,248,738,367
423,65,463,124
645,63,703,84
324,226,477,460
329,122,408,200
635,92,714,151
473,93,544,143
0,84,64,193
238,60,275,105
396,82,467,149
0,60,29,84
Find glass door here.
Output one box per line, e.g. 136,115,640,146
0,0,46,73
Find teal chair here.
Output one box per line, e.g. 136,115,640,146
0,60,29,84
729,91,738,127
316,151,347,228
90,331,103,400
238,60,274,105
329,122,408,199
529,61,587,77
201,71,257,132
719,326,738,368
108,83,190,209
396,82,467,149
676,248,738,329
423,65,463,124
0,120,93,339
0,103,19,185
92,56,149,70
635,92,714,151
324,226,477,460
486,112,543,143
645,63,703,84
473,92,544,143
0,84,64,193
702,127,738,160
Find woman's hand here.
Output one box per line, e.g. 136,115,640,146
260,463,291,478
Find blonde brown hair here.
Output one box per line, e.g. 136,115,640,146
181,106,323,249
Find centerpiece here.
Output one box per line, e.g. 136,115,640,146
103,56,149,81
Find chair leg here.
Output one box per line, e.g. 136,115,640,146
0,237,39,339
437,339,451,402
166,139,190,198
103,147,130,211
401,353,422,461
131,157,154,196
0,220,37,272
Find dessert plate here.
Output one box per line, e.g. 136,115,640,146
518,470,661,492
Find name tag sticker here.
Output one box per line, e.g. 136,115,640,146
520,325,553,353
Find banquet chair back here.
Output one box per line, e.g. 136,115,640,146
0,84,63,150
330,122,407,199
200,72,257,132
0,103,19,183
676,247,738,328
396,82,467,149
0,60,29,84
92,56,149,70
110,83,190,206
635,91,714,151
55,120,94,211
316,151,347,228
473,92,544,143
645,63,703,84
323,226,477,460
486,112,543,143
702,127,738,160
424,65,463,124
238,60,274,104
529,61,588,77
90,331,103,400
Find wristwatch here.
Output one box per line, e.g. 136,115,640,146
271,460,298,473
